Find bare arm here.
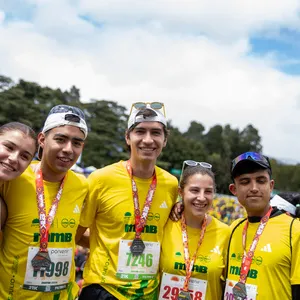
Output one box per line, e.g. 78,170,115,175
76,225,90,248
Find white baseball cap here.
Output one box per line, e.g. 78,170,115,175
127,103,167,129
38,105,88,159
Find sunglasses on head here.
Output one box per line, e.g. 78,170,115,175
129,102,166,117
180,160,212,182
231,152,270,172
49,105,85,120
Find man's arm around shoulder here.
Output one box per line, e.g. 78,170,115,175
76,225,90,249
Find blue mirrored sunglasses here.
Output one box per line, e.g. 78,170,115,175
231,152,270,172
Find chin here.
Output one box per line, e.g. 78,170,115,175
193,211,206,219
0,171,17,181
246,205,266,214
55,165,71,173
139,155,157,162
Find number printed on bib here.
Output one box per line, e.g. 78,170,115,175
23,247,73,292
116,239,160,280
224,279,257,300
158,272,207,300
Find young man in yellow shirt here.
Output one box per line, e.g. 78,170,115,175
76,102,178,299
0,105,89,299
225,152,300,300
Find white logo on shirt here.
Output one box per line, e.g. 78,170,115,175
260,243,272,252
210,245,221,254
159,201,168,209
73,204,81,214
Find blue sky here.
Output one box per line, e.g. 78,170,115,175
250,29,300,75
1,0,300,163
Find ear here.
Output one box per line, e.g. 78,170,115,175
229,183,237,196
125,130,130,146
269,179,275,192
163,138,167,148
178,187,182,198
38,132,46,149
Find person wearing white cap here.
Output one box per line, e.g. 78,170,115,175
76,102,178,299
0,105,89,299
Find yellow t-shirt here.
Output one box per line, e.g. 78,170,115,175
0,164,88,300
226,214,300,299
160,217,230,300
79,161,178,300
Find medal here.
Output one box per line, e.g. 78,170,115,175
232,206,272,300
130,238,145,256
126,161,157,257
177,290,192,300
33,167,65,272
232,282,247,300
180,214,208,295
31,251,52,271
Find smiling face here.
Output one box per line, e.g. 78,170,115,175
38,125,85,181
125,122,167,164
180,173,215,222
0,130,36,182
229,169,274,217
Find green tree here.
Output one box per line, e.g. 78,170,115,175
184,121,205,140
82,100,128,168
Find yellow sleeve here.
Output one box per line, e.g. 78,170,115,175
79,171,101,228
291,218,300,284
221,223,231,281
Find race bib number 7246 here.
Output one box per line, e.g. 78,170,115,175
116,240,160,280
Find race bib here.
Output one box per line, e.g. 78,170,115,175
224,279,257,300
23,247,73,292
159,272,207,300
116,239,160,280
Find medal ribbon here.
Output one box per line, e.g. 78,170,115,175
239,206,272,284
35,168,66,252
181,213,208,292
126,161,157,239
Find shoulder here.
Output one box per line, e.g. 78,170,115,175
88,161,125,184
210,217,230,235
290,217,300,235
211,217,230,229
1,164,35,192
155,166,178,187
165,218,180,231
271,213,299,227
67,170,88,187
229,218,246,231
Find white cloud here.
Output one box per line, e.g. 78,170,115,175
78,0,300,39
0,10,4,24
1,0,300,162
